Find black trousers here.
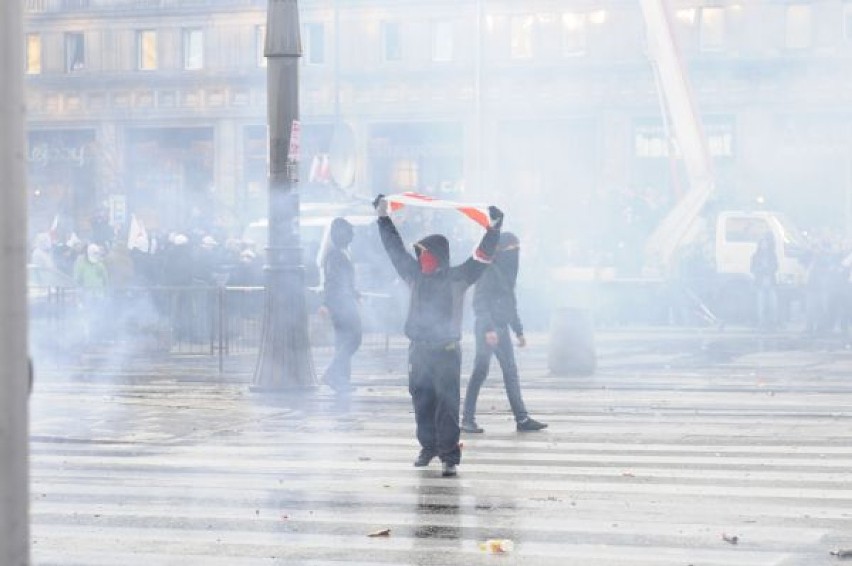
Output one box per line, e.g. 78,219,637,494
463,319,529,424
408,341,462,465
324,303,362,387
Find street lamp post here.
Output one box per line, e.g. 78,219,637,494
0,0,30,563
252,0,317,390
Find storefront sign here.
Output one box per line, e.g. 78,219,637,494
27,140,88,168
108,194,127,227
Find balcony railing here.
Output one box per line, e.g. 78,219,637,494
26,0,266,14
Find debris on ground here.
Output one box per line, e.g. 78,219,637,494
722,533,739,545
368,528,391,537
830,548,852,558
480,539,514,553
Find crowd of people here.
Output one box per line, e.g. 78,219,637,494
29,216,266,346
30,225,264,292
672,230,852,338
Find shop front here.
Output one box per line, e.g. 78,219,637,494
27,128,97,240
126,126,214,233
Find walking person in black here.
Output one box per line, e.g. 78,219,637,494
751,232,779,330
374,195,502,477
462,232,548,433
320,218,362,394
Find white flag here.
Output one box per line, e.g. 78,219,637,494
127,214,150,253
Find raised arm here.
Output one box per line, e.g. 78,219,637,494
453,206,503,286
374,195,419,282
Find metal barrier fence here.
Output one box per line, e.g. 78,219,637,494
29,285,396,372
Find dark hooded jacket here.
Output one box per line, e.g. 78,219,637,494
473,232,523,336
322,218,358,310
750,237,778,288
377,216,499,343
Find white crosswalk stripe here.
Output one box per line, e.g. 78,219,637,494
29,336,852,565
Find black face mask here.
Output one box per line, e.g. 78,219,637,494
494,248,519,288
330,219,354,249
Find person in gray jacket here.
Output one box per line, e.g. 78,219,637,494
462,232,547,433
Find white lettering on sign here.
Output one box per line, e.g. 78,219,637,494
27,142,88,168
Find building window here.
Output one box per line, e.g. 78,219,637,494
304,22,325,65
675,8,697,26
562,12,587,56
635,121,733,158
699,7,725,52
588,9,608,26
392,159,419,191
510,15,534,59
183,28,204,70
432,21,454,62
382,21,402,62
65,32,85,72
785,5,812,50
26,33,41,75
635,126,673,158
725,217,771,243
137,30,158,70
256,25,267,67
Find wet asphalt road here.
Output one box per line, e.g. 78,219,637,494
28,328,852,565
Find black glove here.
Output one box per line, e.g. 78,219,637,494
373,194,388,217
488,205,504,230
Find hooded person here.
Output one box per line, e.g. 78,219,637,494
31,233,55,270
320,217,362,393
374,194,503,477
462,232,547,434
73,243,109,292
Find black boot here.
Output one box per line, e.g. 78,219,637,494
516,417,548,432
414,449,437,467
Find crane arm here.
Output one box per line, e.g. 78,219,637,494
639,0,715,275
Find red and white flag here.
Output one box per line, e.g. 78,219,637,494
384,192,490,229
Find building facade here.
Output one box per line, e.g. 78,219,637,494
23,0,852,252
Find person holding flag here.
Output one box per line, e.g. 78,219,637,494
374,193,503,477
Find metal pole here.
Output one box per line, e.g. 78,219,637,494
333,0,341,122
0,0,31,563
475,0,484,195
252,0,316,390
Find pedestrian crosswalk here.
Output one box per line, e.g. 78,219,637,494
29,335,852,565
